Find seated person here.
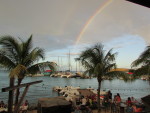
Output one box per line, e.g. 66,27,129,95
86,98,90,106
74,106,82,113
132,105,143,113
131,97,137,103
86,106,93,113
102,96,109,107
126,103,133,113
21,100,29,113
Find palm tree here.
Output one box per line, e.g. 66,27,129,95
78,43,127,113
131,45,150,79
0,35,55,112
28,61,57,75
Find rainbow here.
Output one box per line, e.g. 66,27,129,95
75,0,113,45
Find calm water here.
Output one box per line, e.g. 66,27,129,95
0,71,150,105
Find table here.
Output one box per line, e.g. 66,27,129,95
120,103,127,113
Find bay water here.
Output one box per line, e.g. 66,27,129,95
0,71,150,106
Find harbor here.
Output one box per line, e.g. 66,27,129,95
0,71,150,105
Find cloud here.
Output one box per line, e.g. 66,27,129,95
0,0,149,54
78,0,150,45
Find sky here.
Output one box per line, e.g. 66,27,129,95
0,0,150,71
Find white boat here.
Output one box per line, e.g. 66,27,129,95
61,74,68,78
32,73,44,77
61,72,73,78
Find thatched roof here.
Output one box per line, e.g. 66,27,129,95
141,95,150,107
110,68,129,72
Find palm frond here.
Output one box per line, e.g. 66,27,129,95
94,63,104,78
78,43,132,82
133,65,150,76
106,71,133,82
27,64,40,74
20,35,33,63
0,50,16,69
0,35,46,79
132,45,150,67
10,64,27,78
104,63,116,73
0,36,21,64
23,47,45,67
47,62,57,73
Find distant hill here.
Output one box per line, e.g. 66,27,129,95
110,68,129,72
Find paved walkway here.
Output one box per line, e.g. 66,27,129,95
78,89,95,97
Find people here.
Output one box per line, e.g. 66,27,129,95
102,96,109,107
86,106,93,113
116,93,121,104
132,104,143,113
107,90,112,102
126,97,132,106
81,96,87,105
74,106,82,113
78,92,83,104
0,101,5,108
21,100,29,113
72,93,77,108
131,96,137,103
126,103,134,113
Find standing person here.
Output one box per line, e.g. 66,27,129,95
116,93,121,104
82,96,87,106
126,97,132,106
107,90,112,102
79,92,83,103
0,101,5,108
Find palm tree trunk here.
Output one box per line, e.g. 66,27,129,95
97,80,102,113
8,77,14,113
15,78,22,105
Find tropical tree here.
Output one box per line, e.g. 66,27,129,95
131,45,150,79
78,43,128,113
28,61,57,75
0,35,55,112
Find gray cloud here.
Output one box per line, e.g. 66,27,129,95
79,0,150,45
0,0,149,54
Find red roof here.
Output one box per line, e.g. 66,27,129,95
45,70,51,72
128,72,133,74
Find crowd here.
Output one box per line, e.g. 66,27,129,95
0,101,7,113
125,97,144,113
20,100,29,113
0,100,29,113
69,92,98,113
112,93,145,113
67,89,145,113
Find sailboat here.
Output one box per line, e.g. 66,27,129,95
61,50,74,78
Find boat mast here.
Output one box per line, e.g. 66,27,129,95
68,50,71,72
